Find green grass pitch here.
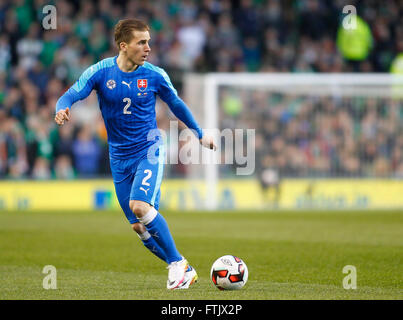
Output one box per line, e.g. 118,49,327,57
0,209,402,300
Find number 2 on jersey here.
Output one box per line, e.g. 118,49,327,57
123,97,131,114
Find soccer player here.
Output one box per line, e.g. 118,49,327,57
54,19,216,290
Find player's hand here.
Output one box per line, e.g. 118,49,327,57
55,107,70,126
199,134,217,151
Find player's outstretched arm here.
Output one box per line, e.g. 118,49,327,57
55,107,70,126
156,66,217,151
164,95,217,151
54,62,101,126
167,98,217,151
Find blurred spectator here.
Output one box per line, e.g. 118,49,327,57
13,0,34,35
0,109,7,176
390,53,403,74
255,133,281,208
54,121,74,158
72,125,102,177
32,156,51,180
87,19,109,61
54,154,75,179
27,62,49,95
336,15,373,71
234,0,261,40
16,22,43,71
298,0,329,41
242,36,262,71
0,34,11,73
3,117,28,179
177,19,206,70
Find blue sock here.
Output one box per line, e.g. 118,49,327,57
140,208,182,264
139,232,167,263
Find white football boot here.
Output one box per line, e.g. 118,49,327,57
166,257,189,290
176,265,198,289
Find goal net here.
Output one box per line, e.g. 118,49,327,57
179,73,403,211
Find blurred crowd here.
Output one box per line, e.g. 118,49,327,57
219,90,403,182
1,0,403,180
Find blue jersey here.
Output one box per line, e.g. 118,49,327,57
56,56,203,159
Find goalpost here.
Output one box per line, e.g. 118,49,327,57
183,73,403,211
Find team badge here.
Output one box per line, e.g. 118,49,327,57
106,79,116,90
137,79,148,92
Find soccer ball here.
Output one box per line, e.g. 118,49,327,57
210,255,248,290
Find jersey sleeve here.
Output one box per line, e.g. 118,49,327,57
55,64,100,113
156,69,203,139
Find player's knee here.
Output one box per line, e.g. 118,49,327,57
131,222,146,234
129,200,151,217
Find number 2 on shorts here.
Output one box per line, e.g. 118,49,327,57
142,169,152,186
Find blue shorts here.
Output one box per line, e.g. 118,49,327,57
110,143,164,224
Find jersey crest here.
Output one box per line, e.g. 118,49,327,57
137,79,148,92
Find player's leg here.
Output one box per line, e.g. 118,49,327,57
129,145,193,289
151,189,198,288
129,201,182,264
110,157,167,263
129,144,183,264
151,191,198,289
131,222,167,263
129,200,191,289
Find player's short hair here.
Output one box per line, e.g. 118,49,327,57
114,19,150,50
